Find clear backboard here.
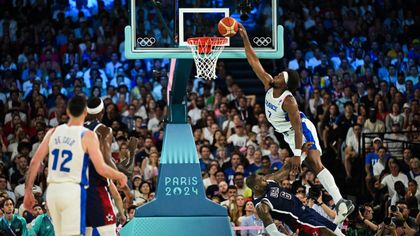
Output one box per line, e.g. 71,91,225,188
125,0,283,59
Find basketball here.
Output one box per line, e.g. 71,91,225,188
218,17,238,37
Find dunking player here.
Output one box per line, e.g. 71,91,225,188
24,96,127,236
85,97,133,235
239,24,354,223
246,159,345,236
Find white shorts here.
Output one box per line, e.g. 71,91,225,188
46,182,87,236
282,118,322,158
86,224,117,236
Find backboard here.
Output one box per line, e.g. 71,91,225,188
125,0,283,59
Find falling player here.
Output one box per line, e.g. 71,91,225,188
246,161,345,236
238,23,354,223
24,96,127,236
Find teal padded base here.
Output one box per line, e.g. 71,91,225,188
120,216,234,236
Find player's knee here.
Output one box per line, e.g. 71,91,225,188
306,154,323,173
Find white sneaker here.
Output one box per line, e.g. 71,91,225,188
334,199,355,224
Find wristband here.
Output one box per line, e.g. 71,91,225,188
293,149,302,156
265,223,285,236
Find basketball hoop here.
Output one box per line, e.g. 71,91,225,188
187,37,227,80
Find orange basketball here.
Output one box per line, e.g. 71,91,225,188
218,17,238,37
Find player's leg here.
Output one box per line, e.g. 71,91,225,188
299,207,345,236
60,183,87,236
46,184,62,235
86,186,117,236
300,119,354,223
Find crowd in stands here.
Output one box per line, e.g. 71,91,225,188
0,0,420,235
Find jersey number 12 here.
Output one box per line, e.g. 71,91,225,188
51,149,73,173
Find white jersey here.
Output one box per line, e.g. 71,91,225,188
265,88,305,133
47,124,90,187
265,88,322,156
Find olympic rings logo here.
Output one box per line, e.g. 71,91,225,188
136,37,156,47
252,37,272,46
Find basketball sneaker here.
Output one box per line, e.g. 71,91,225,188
334,199,355,224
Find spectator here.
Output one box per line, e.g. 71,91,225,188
203,163,219,190
0,175,15,203
28,204,55,236
199,145,213,172
240,200,264,236
233,172,252,199
385,103,404,131
372,146,388,179
227,124,248,148
344,123,362,180
0,198,28,235
408,157,420,185
364,108,385,133
406,179,420,209
376,161,408,199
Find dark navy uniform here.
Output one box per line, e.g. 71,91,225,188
253,180,337,233
84,120,116,228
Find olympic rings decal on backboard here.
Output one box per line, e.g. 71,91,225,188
136,37,156,47
252,37,272,46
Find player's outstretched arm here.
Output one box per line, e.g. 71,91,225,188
84,131,127,187
256,203,288,236
24,128,54,210
238,23,272,90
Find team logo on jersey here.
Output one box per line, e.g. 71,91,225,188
280,191,292,200
269,187,279,198
106,213,114,222
265,100,278,111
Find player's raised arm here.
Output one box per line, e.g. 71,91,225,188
238,23,272,90
24,128,55,210
83,131,127,187
282,96,303,159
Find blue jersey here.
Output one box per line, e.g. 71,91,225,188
84,120,116,228
253,180,304,217
253,180,337,232
84,120,108,187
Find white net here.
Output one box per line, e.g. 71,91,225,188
187,37,227,80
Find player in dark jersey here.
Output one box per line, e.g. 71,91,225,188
85,97,132,235
246,144,345,236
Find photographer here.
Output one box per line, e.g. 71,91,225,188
307,186,336,221
347,204,378,236
377,201,417,236
392,201,418,235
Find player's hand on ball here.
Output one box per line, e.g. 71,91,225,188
238,23,248,39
